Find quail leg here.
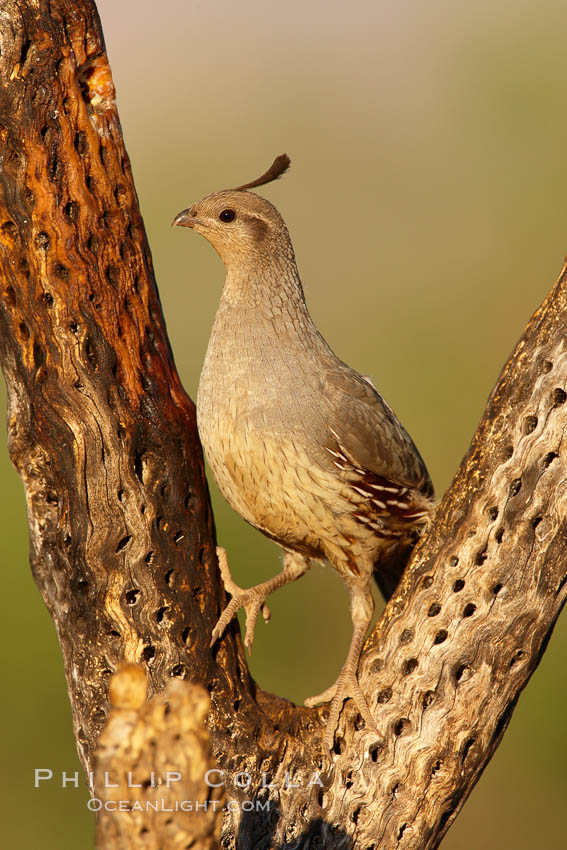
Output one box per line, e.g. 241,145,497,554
211,547,311,653
305,579,379,750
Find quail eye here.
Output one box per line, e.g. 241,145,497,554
219,208,236,223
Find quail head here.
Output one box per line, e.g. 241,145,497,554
174,155,434,749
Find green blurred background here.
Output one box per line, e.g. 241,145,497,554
2,0,567,845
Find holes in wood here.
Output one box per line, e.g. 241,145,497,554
165,569,174,586
332,737,343,756
431,758,442,776
369,742,381,762
352,805,363,825
462,603,476,618
84,336,97,369
449,556,459,567
125,588,140,605
487,506,498,521
115,535,131,554
540,359,553,373
35,231,49,251
133,451,145,484
48,152,62,183
428,602,441,617
33,342,44,370
495,527,504,544
173,531,184,544
19,36,31,67
74,131,88,155
142,645,155,663
509,649,526,668
370,657,384,675
532,516,542,529
439,807,456,831
5,286,16,305
399,628,414,645
453,578,465,592
552,387,566,407
433,629,448,645
492,701,515,743
144,323,157,345
402,658,418,675
144,550,154,564
492,582,503,595
54,263,70,282
156,606,170,624
19,259,30,279
523,414,538,434
19,322,29,340
1,220,16,236
543,451,558,468
192,586,205,607
454,663,471,684
376,687,392,704
106,264,119,289
92,708,106,724
422,690,435,709
461,738,475,764
114,184,127,205
422,575,434,589
397,823,407,841
475,546,488,566
42,291,54,307
171,664,188,679
393,718,409,737
509,478,522,497
64,201,79,222
181,626,191,645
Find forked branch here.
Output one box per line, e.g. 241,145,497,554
0,2,565,848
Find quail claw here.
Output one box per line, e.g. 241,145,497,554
211,547,273,653
306,668,381,751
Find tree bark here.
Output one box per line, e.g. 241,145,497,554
1,2,566,848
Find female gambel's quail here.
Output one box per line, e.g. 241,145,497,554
173,155,434,749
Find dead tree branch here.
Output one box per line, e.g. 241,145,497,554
1,2,566,848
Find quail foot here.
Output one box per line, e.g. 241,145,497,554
174,155,434,749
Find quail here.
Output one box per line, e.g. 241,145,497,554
173,155,434,749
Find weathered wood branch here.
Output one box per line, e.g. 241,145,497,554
1,2,566,848
95,665,224,849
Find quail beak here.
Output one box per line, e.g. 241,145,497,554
172,208,199,228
